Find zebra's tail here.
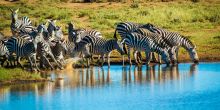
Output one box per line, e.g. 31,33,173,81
113,29,117,39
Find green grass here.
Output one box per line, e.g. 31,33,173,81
0,68,42,82
0,0,220,61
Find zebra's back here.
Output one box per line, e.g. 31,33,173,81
5,37,35,57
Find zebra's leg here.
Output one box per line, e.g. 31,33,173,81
175,47,179,64
151,52,157,63
170,47,178,64
42,55,54,70
32,54,40,71
101,54,105,67
137,51,142,64
27,57,34,71
107,53,111,67
145,51,152,65
17,57,24,69
158,54,161,64
122,55,125,66
128,47,132,65
86,58,90,67
49,53,63,70
133,50,138,65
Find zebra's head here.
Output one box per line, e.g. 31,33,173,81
47,19,57,34
10,8,19,21
161,49,171,65
188,46,199,64
54,26,64,40
75,29,86,43
68,22,75,31
113,39,125,55
142,23,159,34
33,27,44,44
37,24,48,38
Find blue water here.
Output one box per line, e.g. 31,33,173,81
0,62,220,110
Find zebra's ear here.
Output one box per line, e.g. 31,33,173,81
53,20,57,23
47,19,51,23
15,8,19,13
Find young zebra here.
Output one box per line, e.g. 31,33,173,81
118,32,170,65
73,35,125,67
10,9,32,36
5,34,41,71
142,23,199,63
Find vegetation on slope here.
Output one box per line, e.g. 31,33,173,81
0,0,220,61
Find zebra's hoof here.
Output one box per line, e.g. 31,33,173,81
60,67,64,70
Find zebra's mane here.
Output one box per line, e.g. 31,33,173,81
181,35,195,48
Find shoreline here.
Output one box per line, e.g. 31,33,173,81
0,79,50,87
1,57,220,87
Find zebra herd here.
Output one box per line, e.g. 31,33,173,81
0,8,199,71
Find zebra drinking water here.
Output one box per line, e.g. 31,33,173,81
73,35,125,67
142,23,199,63
118,32,170,65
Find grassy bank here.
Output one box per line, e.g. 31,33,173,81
0,68,46,86
0,0,220,62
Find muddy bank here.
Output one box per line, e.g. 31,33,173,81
0,79,51,87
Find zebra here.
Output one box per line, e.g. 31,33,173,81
75,29,102,42
0,40,9,66
141,23,199,63
113,22,146,63
62,40,75,57
118,32,170,65
5,34,41,71
47,20,64,41
10,8,32,36
35,27,63,70
133,28,175,64
51,40,67,66
68,22,77,42
68,22,102,43
73,35,125,67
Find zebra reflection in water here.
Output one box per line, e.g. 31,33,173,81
121,64,198,85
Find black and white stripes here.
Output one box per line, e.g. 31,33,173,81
120,32,170,65
73,35,124,67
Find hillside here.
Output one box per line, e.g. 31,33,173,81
0,0,220,62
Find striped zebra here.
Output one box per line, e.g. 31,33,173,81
0,40,9,66
68,22,102,43
5,35,41,71
133,28,175,64
142,23,199,63
10,9,32,36
118,32,170,65
113,22,146,63
73,35,125,67
51,40,67,66
62,40,75,56
36,30,63,70
68,22,77,42
47,20,64,41
75,29,102,42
